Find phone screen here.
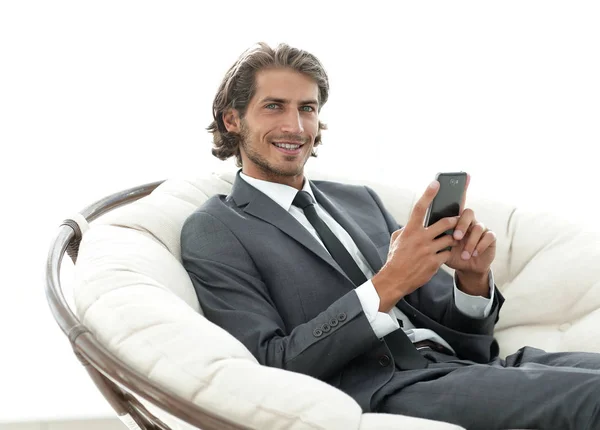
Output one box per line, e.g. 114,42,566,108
426,172,467,231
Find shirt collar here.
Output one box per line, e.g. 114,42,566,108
239,171,316,212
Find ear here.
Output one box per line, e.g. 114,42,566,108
222,108,241,133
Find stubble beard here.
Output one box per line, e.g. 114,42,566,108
239,120,310,180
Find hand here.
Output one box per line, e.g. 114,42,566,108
444,174,497,293
372,180,460,312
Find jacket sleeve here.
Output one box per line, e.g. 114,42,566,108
364,185,504,338
181,210,382,381
411,267,504,338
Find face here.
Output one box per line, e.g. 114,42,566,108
224,68,320,189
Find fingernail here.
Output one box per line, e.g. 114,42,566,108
461,251,470,260
473,250,479,257
454,230,463,240
429,181,439,189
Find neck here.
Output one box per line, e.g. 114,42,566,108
242,167,305,190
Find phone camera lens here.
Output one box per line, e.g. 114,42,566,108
450,179,458,186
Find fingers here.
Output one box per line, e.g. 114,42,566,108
407,181,440,230
472,229,497,258
432,234,459,253
426,216,459,239
460,222,496,260
453,208,474,241
435,249,453,265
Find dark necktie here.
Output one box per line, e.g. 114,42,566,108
292,190,428,370
292,191,367,286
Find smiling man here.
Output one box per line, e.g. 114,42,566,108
181,42,600,429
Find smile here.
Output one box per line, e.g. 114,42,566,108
273,142,301,150
272,142,303,154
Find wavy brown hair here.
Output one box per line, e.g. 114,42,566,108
207,42,329,167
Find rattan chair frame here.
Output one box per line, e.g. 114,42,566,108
45,180,248,430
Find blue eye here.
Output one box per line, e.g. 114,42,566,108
301,106,314,112
265,103,279,109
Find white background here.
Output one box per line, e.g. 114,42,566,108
1,0,599,422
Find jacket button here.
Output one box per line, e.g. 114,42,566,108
337,312,347,322
321,323,331,333
378,355,391,367
313,328,323,337
329,318,339,327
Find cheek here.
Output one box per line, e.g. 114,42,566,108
305,117,319,136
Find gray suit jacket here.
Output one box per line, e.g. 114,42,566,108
181,170,504,412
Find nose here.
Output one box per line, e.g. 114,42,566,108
280,109,304,135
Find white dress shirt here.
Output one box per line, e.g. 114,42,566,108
240,172,495,354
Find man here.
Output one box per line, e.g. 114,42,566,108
181,42,600,429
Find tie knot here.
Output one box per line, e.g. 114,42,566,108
292,191,315,210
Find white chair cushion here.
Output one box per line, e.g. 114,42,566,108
73,165,600,430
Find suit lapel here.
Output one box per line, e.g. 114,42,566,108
229,172,352,284
229,171,385,284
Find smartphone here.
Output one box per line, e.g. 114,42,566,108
424,172,467,251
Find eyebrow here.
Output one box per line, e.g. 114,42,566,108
260,97,319,106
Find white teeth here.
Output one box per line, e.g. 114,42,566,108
274,143,300,150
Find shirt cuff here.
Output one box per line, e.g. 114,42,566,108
355,280,400,339
453,269,496,319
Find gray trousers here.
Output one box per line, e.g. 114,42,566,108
372,347,600,430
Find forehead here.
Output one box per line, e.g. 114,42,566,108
252,68,319,102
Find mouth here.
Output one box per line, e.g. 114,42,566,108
271,141,304,155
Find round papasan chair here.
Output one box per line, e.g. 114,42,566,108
45,164,600,430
